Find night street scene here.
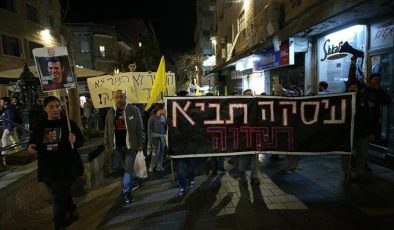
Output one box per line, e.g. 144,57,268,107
1,0,394,229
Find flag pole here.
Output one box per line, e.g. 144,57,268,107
63,89,74,149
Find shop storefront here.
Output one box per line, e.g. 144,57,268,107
317,25,367,93
369,19,394,157
253,39,307,96
315,20,393,158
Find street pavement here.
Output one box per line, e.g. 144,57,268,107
23,154,394,230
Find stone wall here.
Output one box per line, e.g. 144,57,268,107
0,149,106,227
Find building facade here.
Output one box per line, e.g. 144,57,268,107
197,0,394,157
0,0,63,95
65,23,130,75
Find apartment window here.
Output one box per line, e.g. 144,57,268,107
238,10,246,32
28,41,43,59
202,30,210,38
99,45,105,57
26,4,39,23
49,15,55,29
2,34,21,57
0,0,15,12
81,41,90,53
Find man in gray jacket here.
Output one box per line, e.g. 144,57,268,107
104,90,145,205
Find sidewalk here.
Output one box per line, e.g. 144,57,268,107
24,154,394,230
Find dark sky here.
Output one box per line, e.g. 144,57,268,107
63,0,196,53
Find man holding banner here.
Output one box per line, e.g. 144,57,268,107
238,89,261,185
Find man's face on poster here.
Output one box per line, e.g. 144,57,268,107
48,61,63,83
47,130,57,143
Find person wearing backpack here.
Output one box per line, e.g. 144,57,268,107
0,97,21,155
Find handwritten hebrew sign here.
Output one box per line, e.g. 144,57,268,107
87,72,176,108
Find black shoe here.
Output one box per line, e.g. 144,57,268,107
63,209,79,227
250,178,261,186
123,192,134,206
270,155,279,161
218,167,226,174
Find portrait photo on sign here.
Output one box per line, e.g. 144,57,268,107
33,47,76,92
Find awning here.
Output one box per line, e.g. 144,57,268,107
0,66,104,79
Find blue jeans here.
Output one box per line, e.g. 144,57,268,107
111,153,122,172
239,154,258,179
149,138,165,170
176,158,195,189
46,180,75,230
113,147,137,193
211,156,225,172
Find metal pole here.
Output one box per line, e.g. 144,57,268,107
170,158,175,182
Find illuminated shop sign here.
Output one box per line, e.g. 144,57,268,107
253,40,294,71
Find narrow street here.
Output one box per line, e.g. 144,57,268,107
22,154,394,230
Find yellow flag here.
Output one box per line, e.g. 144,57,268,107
145,55,166,111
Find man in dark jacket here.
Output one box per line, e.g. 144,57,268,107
28,96,84,229
104,90,145,206
362,73,391,142
0,97,20,155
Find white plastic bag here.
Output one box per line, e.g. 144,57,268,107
134,151,148,178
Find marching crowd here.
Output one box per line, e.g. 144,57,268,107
0,69,386,229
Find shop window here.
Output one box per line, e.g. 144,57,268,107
238,10,246,32
49,15,55,29
2,34,22,57
317,25,366,93
0,0,15,12
370,53,393,146
28,41,43,59
99,45,105,57
202,30,210,38
81,41,90,53
26,3,39,23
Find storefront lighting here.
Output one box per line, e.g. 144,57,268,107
250,55,261,61
211,36,217,54
327,25,364,43
99,46,105,57
203,55,216,67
